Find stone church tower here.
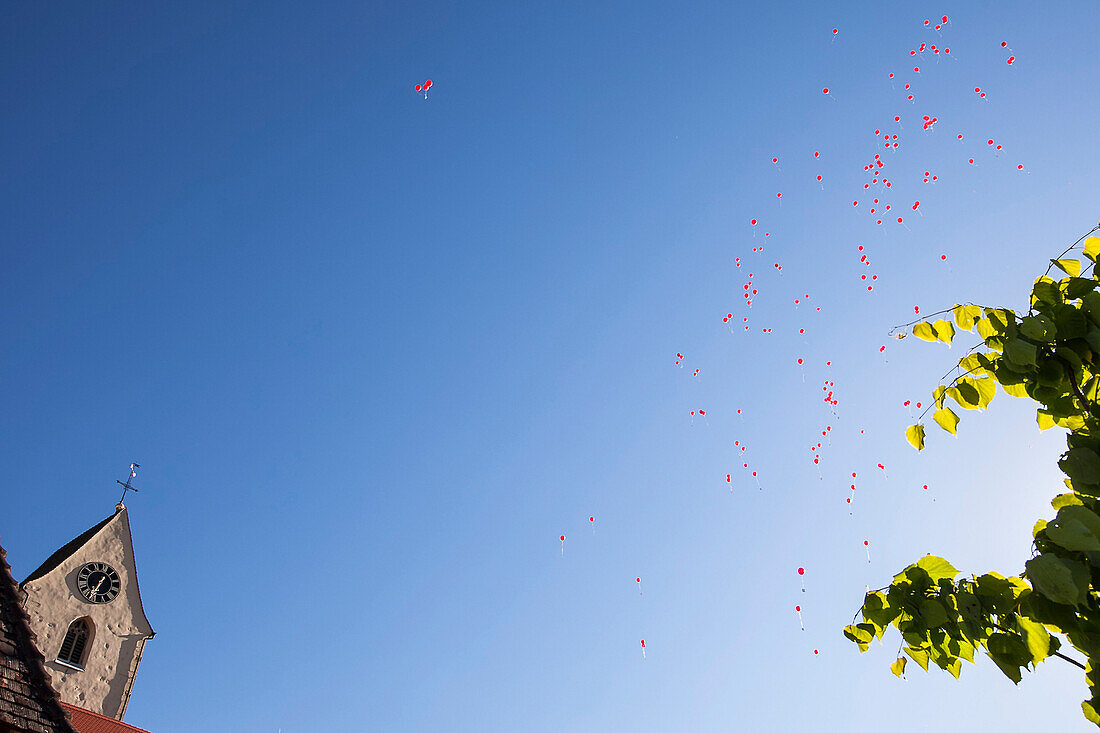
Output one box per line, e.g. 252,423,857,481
18,505,154,721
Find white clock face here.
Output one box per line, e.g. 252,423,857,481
77,562,121,604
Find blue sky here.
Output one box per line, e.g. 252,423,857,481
2,1,1099,730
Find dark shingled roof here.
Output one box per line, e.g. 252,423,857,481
0,539,78,733
20,512,117,587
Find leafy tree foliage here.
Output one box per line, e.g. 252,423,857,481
846,225,1100,725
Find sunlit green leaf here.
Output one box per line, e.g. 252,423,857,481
844,623,874,652
1037,410,1056,430
1016,616,1051,663
913,322,938,342
933,319,955,345
1034,518,1048,537
1052,492,1085,510
890,656,907,677
1053,258,1083,277
903,646,929,671
917,555,959,582
952,304,982,331
933,407,959,435
955,377,996,409
906,424,925,451
1083,701,1100,725
1084,236,1100,262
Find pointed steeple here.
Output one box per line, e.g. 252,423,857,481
20,506,154,721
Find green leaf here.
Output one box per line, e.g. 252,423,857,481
1002,381,1029,398
1060,448,1100,484
1085,236,1100,262
1021,591,1079,633
1047,505,1100,552
1084,292,1100,325
987,633,1029,684
906,424,926,451
1083,700,1100,725
919,598,949,628
1032,278,1063,308
952,304,982,331
1020,314,1057,342
933,319,955,345
917,555,959,582
890,656,907,677
933,385,947,409
1005,338,1038,367
933,407,959,435
1063,277,1097,299
1053,258,1083,277
1047,516,1100,551
913,321,938,342
1055,306,1089,339
1026,554,1089,607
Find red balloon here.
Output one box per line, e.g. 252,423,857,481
414,84,422,91
797,567,805,575
560,535,565,541
424,80,433,88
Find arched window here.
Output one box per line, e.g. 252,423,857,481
57,618,91,669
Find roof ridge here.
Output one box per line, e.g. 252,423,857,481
21,508,121,586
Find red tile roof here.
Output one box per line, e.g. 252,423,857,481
59,705,151,733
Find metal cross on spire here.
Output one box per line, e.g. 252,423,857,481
116,463,141,505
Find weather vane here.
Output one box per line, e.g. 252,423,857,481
116,463,141,505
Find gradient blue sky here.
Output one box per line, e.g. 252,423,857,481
2,2,1099,730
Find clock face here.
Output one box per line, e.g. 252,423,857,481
76,562,121,604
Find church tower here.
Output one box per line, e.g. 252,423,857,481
19,504,154,721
